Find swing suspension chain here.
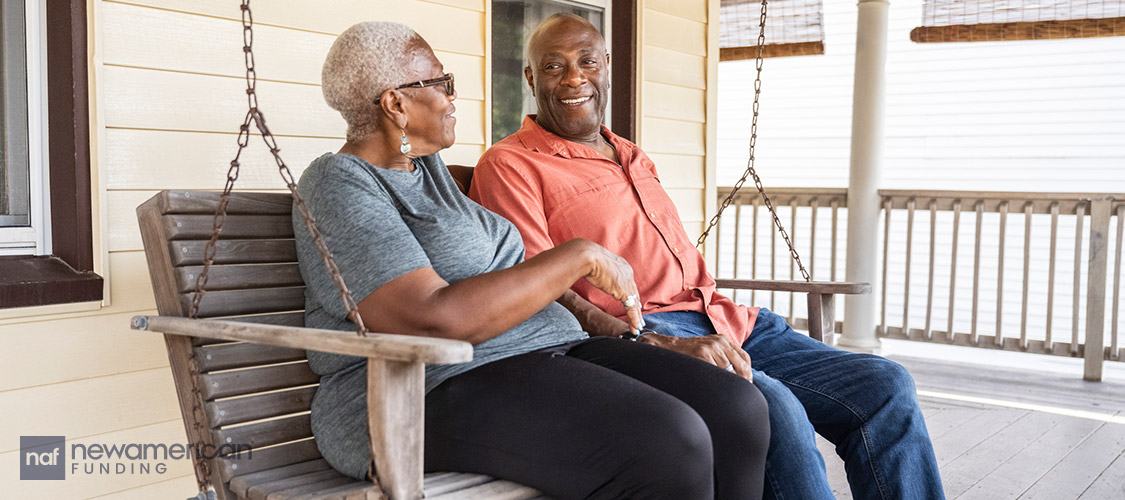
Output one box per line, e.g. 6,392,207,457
183,0,370,495
696,0,810,283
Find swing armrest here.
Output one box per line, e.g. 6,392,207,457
130,315,473,364
714,279,870,295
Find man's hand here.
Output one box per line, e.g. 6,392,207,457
638,333,753,381
556,290,630,337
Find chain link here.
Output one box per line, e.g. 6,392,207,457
696,0,810,282
184,0,370,494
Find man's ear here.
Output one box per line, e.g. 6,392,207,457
524,66,535,96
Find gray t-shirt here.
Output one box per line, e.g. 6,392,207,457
293,152,587,479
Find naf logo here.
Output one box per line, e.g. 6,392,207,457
20,436,66,480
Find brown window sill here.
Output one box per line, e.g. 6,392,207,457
0,255,103,309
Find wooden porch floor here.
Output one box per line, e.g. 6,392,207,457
816,355,1125,499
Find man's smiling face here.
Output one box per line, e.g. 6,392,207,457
524,16,609,142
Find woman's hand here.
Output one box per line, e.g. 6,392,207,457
579,242,644,332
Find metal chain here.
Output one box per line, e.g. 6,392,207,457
184,0,370,494
696,0,810,282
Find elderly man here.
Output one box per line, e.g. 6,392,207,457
469,13,945,500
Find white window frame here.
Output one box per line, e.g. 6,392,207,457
0,0,50,256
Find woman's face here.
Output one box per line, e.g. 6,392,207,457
398,38,457,155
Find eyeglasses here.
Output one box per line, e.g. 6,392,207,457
373,73,455,105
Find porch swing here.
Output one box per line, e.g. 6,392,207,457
129,1,869,499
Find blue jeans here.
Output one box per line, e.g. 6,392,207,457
644,309,945,500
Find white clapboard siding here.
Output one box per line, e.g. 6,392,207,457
640,0,712,231
0,3,492,499
112,0,486,55
0,420,194,499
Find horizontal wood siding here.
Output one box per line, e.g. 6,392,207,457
1,1,487,497
641,0,713,233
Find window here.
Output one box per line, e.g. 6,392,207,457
0,0,101,309
491,0,612,144
1,0,49,256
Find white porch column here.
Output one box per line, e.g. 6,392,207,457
839,0,890,351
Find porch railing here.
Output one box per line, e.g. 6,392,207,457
713,187,1125,379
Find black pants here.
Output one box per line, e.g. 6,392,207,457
424,337,770,500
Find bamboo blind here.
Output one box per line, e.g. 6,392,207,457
912,0,1125,43
720,0,825,61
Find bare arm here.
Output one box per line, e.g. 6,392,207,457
357,239,643,344
556,290,631,337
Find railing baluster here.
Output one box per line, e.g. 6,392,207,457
1112,204,1123,361
810,198,819,280
1072,202,1086,356
972,200,984,345
881,197,892,337
904,197,916,338
1047,202,1060,350
789,198,798,324
732,200,742,302
1084,198,1112,381
996,200,1009,346
948,199,962,343
1021,201,1033,350
752,198,759,306
831,199,839,282
771,199,777,311
715,195,724,279
926,199,937,340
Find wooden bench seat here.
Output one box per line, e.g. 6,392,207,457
135,181,867,499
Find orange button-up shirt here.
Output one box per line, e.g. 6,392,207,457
469,116,758,344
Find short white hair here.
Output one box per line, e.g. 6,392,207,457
322,22,419,141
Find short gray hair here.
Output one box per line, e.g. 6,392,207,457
322,22,418,141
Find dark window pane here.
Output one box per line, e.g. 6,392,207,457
1,0,30,226
491,0,605,144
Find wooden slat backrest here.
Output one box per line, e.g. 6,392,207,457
137,190,322,500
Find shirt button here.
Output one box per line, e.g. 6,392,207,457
674,247,680,253
649,213,657,218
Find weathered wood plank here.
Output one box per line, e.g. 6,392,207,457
192,312,306,346
207,387,317,427
159,190,293,215
421,473,495,496
165,214,295,240
1077,446,1125,499
931,407,1028,467
958,416,1104,500
136,315,473,365
367,359,425,499
212,414,313,454
715,279,870,295
170,239,298,266
176,263,304,293
425,479,543,500
940,410,1067,497
196,342,307,372
199,362,319,401
219,439,322,484
1020,420,1125,499
230,459,333,498
247,469,354,500
179,287,306,318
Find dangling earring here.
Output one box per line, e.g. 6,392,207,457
399,129,412,155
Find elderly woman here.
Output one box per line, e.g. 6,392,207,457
294,21,770,500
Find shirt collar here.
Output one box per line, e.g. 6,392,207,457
515,115,635,160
